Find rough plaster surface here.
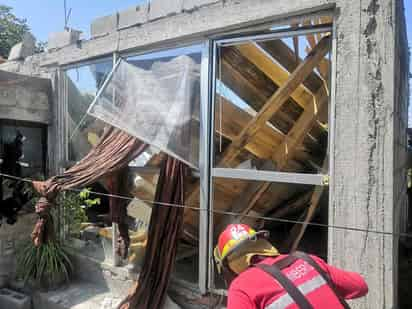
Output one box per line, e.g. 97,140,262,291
149,0,184,21
0,0,407,308
182,0,220,11
48,29,82,50
0,71,51,123
118,4,149,30
91,14,118,38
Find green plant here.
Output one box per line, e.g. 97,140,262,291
16,241,73,289
58,188,100,237
79,188,101,208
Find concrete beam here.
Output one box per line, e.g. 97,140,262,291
118,4,149,30
11,1,333,68
182,0,220,11
0,70,51,124
148,0,184,21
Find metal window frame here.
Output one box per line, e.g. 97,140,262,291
198,41,212,294
58,17,336,295
207,23,334,292
216,24,332,46
213,169,329,186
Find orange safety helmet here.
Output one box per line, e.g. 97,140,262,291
214,224,278,275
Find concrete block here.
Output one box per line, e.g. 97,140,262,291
148,0,183,21
118,4,149,30
0,288,31,309
8,33,35,61
48,29,81,50
182,0,219,11
91,13,118,38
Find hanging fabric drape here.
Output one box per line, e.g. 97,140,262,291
31,126,147,248
119,156,187,309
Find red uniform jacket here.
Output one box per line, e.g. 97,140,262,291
227,255,368,309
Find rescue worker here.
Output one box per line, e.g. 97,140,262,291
214,224,368,308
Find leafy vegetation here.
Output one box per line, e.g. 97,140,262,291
58,188,100,237
0,5,29,58
0,5,45,58
17,241,73,289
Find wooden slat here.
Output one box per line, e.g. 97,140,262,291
214,161,275,233
268,191,313,219
219,36,332,167
221,48,300,133
302,21,317,49
216,95,283,159
236,43,314,111
183,37,331,236
282,158,329,251
272,86,328,167
283,176,326,251
293,35,300,64
258,40,324,94
233,53,329,225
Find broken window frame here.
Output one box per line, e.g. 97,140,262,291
60,57,114,262
58,13,337,296
62,56,114,164
207,23,334,294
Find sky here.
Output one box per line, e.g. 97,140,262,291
2,1,412,124
1,0,148,41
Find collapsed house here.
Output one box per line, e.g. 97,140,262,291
0,0,409,308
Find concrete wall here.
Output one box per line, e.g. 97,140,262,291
0,70,51,124
0,0,408,308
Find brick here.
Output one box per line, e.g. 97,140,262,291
118,4,149,30
148,0,183,21
48,29,81,50
91,13,118,38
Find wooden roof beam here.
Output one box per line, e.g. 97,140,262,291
232,62,329,225
272,86,328,167
236,42,315,111
219,35,332,167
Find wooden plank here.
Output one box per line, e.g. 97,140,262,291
272,86,328,167
236,43,314,111
234,69,329,224
284,184,325,251
216,95,284,159
293,35,300,64
258,40,324,94
302,21,317,49
183,37,331,235
219,36,332,167
221,48,300,133
268,191,313,219
215,161,275,232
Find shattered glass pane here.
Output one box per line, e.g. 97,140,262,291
88,55,200,169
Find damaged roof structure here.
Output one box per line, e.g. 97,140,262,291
0,0,409,308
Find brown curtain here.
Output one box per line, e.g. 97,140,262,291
32,126,147,247
119,156,187,309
